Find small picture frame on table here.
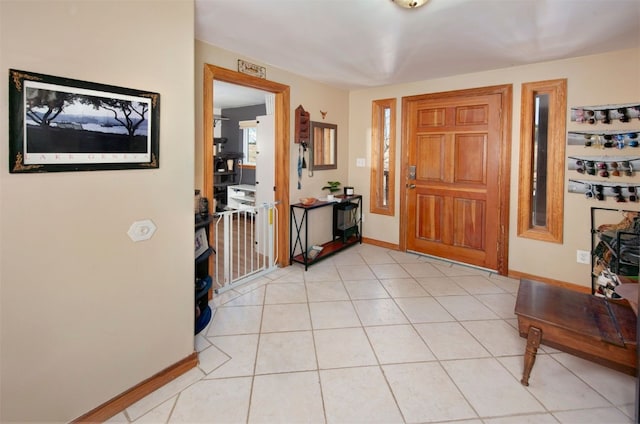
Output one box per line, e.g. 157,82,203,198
195,228,208,258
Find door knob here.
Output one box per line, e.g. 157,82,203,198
407,184,416,189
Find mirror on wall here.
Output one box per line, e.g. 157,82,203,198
311,121,337,170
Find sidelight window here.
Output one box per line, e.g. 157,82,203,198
370,98,396,215
517,79,567,243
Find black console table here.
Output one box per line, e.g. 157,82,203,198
290,194,362,270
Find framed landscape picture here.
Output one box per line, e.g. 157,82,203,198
8,69,160,173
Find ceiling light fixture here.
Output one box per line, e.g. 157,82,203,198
391,0,429,8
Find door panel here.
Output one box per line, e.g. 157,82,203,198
415,194,443,242
417,135,445,181
452,198,485,250
417,107,446,129
453,134,487,184
456,104,488,126
406,91,506,271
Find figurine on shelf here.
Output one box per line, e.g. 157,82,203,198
198,197,209,219
194,189,202,215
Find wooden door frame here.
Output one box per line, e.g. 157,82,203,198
203,64,290,268
399,84,512,275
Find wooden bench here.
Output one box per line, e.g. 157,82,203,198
514,279,637,386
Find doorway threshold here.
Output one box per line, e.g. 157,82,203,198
215,265,278,295
407,250,498,276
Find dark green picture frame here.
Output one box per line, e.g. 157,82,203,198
8,69,160,173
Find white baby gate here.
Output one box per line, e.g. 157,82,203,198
213,202,278,293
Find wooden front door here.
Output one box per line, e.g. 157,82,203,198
402,86,511,273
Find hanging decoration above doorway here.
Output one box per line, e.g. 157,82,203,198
237,59,266,79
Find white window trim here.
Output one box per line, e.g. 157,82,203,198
239,120,258,166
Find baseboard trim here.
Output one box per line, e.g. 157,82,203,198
73,351,198,423
507,269,591,293
362,237,399,250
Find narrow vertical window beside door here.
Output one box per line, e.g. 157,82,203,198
532,94,549,227
517,79,566,243
370,98,396,215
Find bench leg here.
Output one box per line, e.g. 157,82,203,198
521,326,542,386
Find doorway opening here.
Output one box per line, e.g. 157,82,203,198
212,80,272,212
203,64,291,272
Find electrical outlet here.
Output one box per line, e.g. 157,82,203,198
576,249,591,264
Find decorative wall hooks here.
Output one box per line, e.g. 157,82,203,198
567,130,640,148
294,105,310,145
571,103,640,124
569,179,639,202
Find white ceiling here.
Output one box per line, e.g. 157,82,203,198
198,0,640,106
214,80,269,109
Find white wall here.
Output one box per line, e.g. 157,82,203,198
0,1,195,421
348,48,640,287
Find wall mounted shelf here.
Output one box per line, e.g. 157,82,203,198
570,103,640,124
568,179,639,202
567,156,639,178
567,130,640,148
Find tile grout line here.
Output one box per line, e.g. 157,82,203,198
302,270,329,424
355,250,409,423
243,287,266,424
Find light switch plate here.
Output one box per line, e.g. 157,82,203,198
128,219,157,242
356,158,365,167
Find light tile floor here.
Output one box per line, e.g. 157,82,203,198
108,244,637,423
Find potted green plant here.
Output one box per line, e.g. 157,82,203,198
322,181,341,200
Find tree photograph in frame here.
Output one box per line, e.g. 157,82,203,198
8,69,160,173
